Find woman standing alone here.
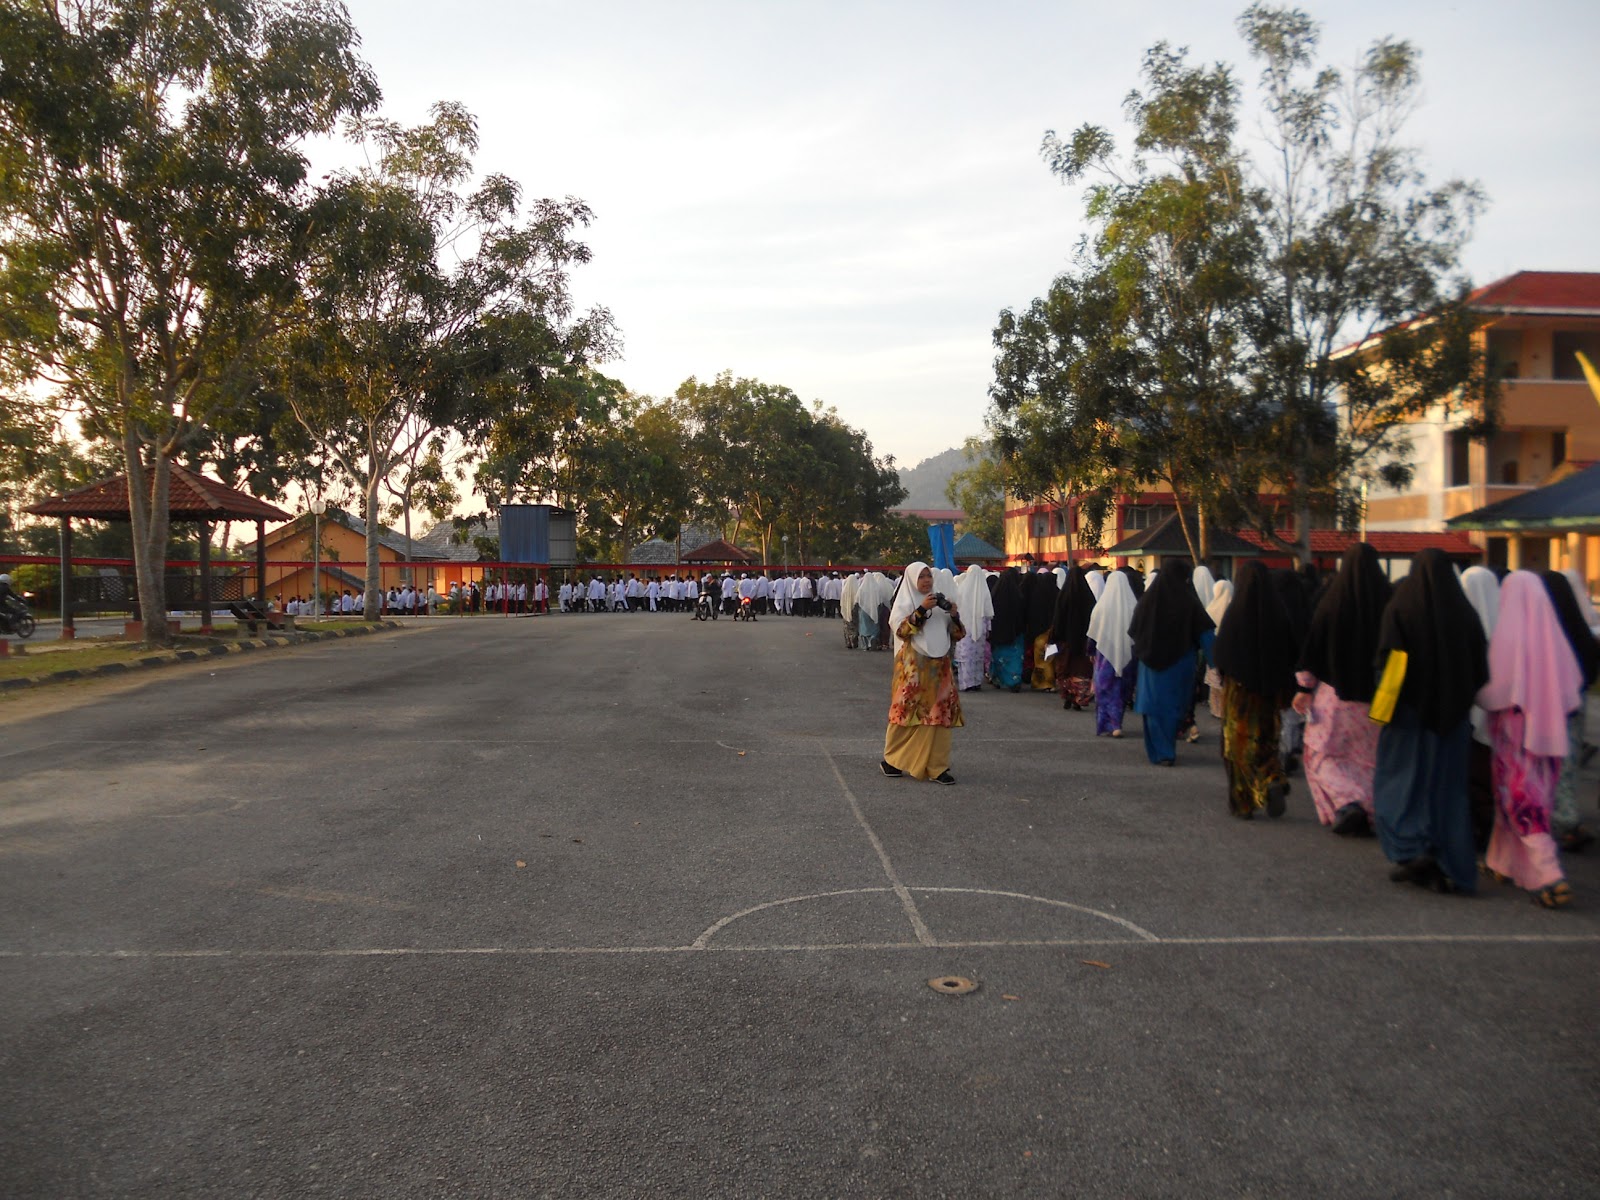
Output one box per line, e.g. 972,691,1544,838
881,562,966,784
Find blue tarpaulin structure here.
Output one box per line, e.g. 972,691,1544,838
498,504,550,563
928,522,956,573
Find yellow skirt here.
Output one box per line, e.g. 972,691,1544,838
884,723,953,780
1030,632,1056,691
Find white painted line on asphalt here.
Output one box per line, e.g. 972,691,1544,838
911,887,1161,942
822,747,935,946
691,887,894,949
4,933,1597,961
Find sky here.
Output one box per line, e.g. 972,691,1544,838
332,0,1600,472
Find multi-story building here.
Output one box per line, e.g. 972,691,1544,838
1361,271,1600,573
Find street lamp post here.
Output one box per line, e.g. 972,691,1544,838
782,534,788,574
310,498,326,620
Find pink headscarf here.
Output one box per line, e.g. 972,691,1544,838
1476,570,1584,757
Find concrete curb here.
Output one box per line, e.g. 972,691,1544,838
0,621,407,692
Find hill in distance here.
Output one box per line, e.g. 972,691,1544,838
894,444,979,510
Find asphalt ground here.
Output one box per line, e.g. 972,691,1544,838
2,610,1597,1198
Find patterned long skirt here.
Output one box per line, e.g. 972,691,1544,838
1300,682,1379,825
954,618,989,690
1029,632,1055,691
1054,649,1095,710
1484,709,1564,891
989,637,1024,690
1093,653,1135,735
1221,680,1286,817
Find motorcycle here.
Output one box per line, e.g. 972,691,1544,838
694,591,716,621
0,595,36,639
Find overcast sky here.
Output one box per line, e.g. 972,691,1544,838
334,0,1600,472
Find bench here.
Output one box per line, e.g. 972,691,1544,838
227,599,292,634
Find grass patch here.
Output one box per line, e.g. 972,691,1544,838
0,642,164,682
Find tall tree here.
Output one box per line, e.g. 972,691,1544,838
0,0,378,644
280,102,615,614
1238,4,1496,549
1035,45,1268,561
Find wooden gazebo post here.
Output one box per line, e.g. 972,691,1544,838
198,521,213,634
59,516,74,641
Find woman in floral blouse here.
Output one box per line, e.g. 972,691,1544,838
881,561,966,784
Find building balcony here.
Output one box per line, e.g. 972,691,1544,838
1499,379,1600,433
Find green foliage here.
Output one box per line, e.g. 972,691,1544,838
0,0,379,642
996,6,1495,561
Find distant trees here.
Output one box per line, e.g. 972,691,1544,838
990,4,1497,563
278,101,615,616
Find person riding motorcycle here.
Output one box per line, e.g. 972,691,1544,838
0,573,25,634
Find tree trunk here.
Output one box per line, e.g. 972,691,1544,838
364,472,382,620
1296,499,1313,567
1197,495,1210,562
124,428,173,648
1171,487,1200,564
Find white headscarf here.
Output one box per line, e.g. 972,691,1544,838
1053,566,1068,591
840,572,860,620
1086,570,1106,600
889,561,954,658
1459,566,1500,639
955,563,994,624
1191,565,1216,608
1085,570,1137,672
1205,578,1234,627
934,567,958,604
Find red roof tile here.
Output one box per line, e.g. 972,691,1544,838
1466,271,1600,313
23,464,292,522
1237,530,1481,557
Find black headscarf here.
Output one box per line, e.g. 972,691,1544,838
1375,549,1489,735
1541,571,1600,689
1213,560,1299,699
1118,565,1146,600
1271,568,1314,657
1049,566,1097,655
1024,570,1058,640
989,569,1026,645
1299,543,1393,703
1128,559,1215,672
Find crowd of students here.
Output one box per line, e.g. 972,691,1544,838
858,552,1597,910
553,571,849,616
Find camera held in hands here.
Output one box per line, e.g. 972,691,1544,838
931,593,953,611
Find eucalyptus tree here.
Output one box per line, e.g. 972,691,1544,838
280,101,615,614
0,0,378,643
1238,4,1497,548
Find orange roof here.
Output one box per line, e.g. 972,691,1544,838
1238,530,1481,557
24,464,292,522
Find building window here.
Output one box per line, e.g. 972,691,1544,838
1553,431,1567,470
1448,429,1472,487
1124,504,1175,531
1502,461,1519,485
1553,330,1600,381
1031,513,1048,538
1487,329,1522,379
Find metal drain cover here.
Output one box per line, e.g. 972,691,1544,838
928,975,979,995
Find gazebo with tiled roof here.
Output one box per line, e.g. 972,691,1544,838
24,464,292,637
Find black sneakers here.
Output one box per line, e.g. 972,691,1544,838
880,760,903,778
933,771,956,785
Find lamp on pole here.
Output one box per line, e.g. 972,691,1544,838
310,498,326,620
782,534,789,574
